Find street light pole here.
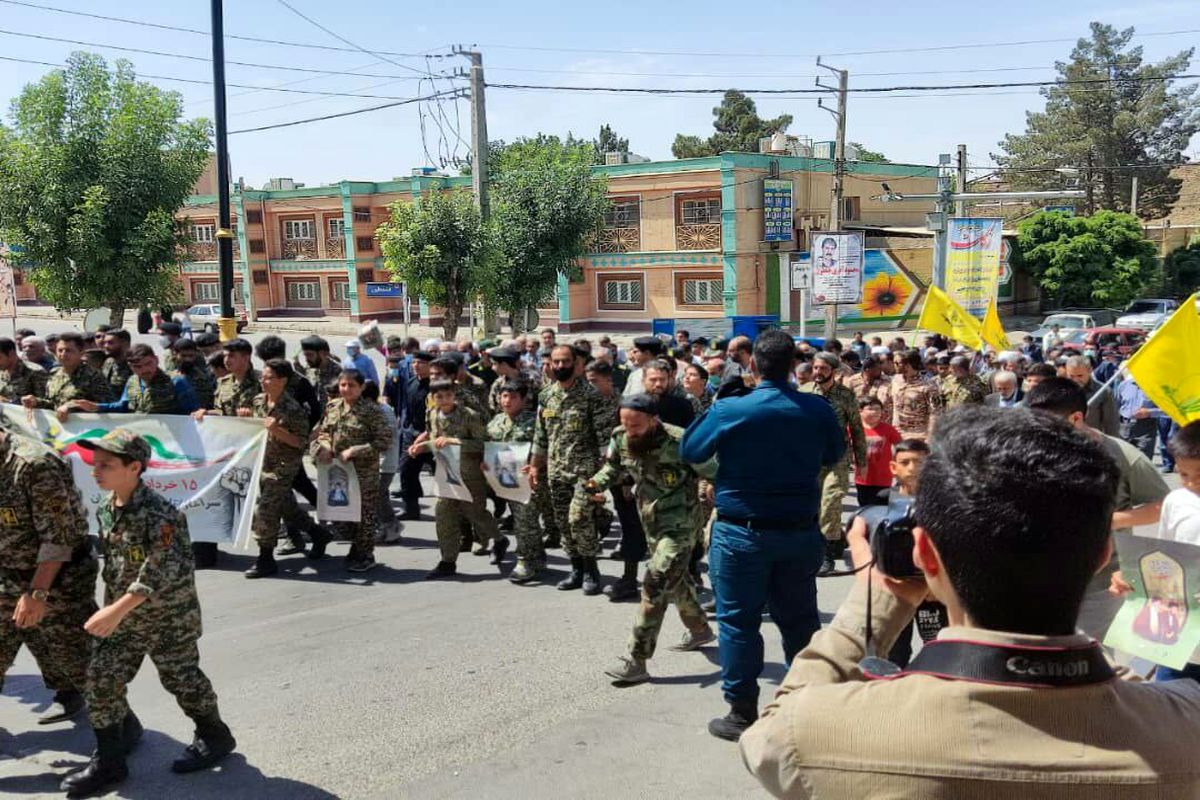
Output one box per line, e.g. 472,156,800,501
210,0,236,342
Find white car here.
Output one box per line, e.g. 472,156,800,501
184,304,248,334
1115,298,1179,330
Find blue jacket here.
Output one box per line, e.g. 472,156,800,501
97,375,200,415
680,379,845,520
341,352,379,386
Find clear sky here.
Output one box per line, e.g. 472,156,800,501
1,0,1197,189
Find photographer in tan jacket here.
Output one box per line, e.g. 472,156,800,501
740,405,1200,799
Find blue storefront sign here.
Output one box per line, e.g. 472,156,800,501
365,282,405,298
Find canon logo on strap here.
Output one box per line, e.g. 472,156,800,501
1005,656,1091,679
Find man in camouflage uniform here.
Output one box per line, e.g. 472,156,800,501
75,344,200,416
64,430,235,797
299,335,343,407
411,380,507,578
891,348,944,441
487,346,540,415
23,332,110,417
530,344,614,596
0,421,96,725
0,335,48,402
941,354,988,409
209,338,260,415
101,329,134,400
593,395,716,685
800,352,867,573
486,380,541,583
170,339,217,410
845,354,894,423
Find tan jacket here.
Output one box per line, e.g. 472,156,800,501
740,581,1200,798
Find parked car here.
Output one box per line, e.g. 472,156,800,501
1058,327,1147,356
1115,298,1179,330
184,304,248,334
1029,309,1116,340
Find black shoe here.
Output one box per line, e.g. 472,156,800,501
818,556,836,577
192,542,218,569
38,689,84,724
708,703,758,742
306,525,332,560
490,535,510,566
603,575,639,602
425,560,457,579
121,711,143,754
347,554,377,573
61,724,126,797
171,714,236,773
581,557,602,596
557,557,584,590
244,546,278,579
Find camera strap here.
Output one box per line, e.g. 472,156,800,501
868,638,1116,688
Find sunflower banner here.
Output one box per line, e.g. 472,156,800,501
915,286,983,350
0,408,267,548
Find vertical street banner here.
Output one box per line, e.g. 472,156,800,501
1104,534,1200,670
762,179,794,242
808,231,863,305
1,408,267,547
317,459,361,522
0,249,17,319
945,218,1003,318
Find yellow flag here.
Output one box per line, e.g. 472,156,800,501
915,286,983,350
981,298,1013,351
1126,294,1200,426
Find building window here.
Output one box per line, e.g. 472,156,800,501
679,196,722,225
252,269,268,285
191,224,216,243
355,267,374,283
284,219,314,240
249,239,266,254
192,281,219,302
675,193,722,250
353,206,371,222
328,218,345,238
284,279,321,307
328,280,351,309
356,235,375,253
282,219,317,260
842,196,861,221
246,209,263,224
676,272,724,306
598,196,641,253
597,274,644,310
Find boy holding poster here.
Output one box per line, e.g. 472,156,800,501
485,380,543,584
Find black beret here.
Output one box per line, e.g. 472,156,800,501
488,346,521,363
193,332,219,348
412,351,435,362
692,336,710,346
632,336,664,353
619,393,659,416
221,337,252,354
158,321,182,336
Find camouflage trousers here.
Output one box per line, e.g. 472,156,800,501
548,477,603,558
253,466,318,548
533,480,558,541
86,625,219,728
434,472,500,564
818,461,850,543
508,499,544,564
629,531,707,661
332,458,380,559
0,559,97,694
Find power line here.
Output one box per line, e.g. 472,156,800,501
229,89,463,135
273,0,428,77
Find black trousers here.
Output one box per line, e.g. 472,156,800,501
1120,417,1158,461
399,429,433,515
612,485,647,563
292,469,317,506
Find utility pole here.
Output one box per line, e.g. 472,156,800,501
209,0,236,342
1130,175,1139,218
454,46,492,334
955,144,967,216
817,59,848,340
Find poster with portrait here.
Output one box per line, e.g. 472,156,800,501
1104,534,1200,669
317,459,361,522
483,441,532,504
0,258,16,319
432,443,473,502
808,231,863,305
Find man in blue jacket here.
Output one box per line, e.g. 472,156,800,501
681,328,845,742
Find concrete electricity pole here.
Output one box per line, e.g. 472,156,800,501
817,59,848,340
955,144,967,217
209,0,237,342
1130,175,1139,217
454,46,493,334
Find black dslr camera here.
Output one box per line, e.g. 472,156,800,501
866,494,921,578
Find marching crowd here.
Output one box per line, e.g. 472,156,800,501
2,313,1199,798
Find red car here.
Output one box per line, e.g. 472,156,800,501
1059,327,1147,356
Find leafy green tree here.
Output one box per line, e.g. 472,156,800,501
491,136,609,332
591,124,629,164
0,53,211,325
376,188,498,339
994,23,1198,219
849,142,888,162
671,90,792,158
1163,236,1200,297
1015,210,1159,307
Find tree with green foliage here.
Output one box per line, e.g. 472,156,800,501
849,142,888,163
994,23,1198,219
591,124,629,164
1163,236,1200,297
672,90,792,158
491,136,609,332
1015,210,1159,307
376,188,498,339
0,53,211,325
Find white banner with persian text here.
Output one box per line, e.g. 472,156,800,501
1,408,267,548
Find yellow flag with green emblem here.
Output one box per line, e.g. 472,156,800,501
915,286,983,350
981,299,1013,351
1126,294,1200,425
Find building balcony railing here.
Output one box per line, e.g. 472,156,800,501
675,223,722,251
595,226,641,253
325,236,346,259
184,239,239,262
282,238,318,260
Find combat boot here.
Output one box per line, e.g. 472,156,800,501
556,557,584,590
425,560,457,580
581,557,603,596
171,712,236,773
603,561,640,602
707,701,758,742
509,558,538,584
604,655,649,685
38,689,84,724
121,711,143,754
61,724,127,797
192,541,218,568
244,546,277,579
306,524,332,559
669,625,716,652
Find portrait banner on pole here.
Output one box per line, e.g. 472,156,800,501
483,441,532,504
1,408,267,548
808,231,863,305
1104,534,1200,670
317,459,361,522
945,217,1003,318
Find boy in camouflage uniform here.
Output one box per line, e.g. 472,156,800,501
0,421,97,725
591,395,716,685
63,430,235,798
486,380,541,583
23,332,110,418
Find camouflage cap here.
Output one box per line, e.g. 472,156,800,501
77,428,151,465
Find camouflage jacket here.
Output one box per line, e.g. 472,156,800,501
310,396,392,472
799,380,868,469
533,379,612,480
589,423,715,538
430,404,488,470
37,363,111,409
213,369,261,416
102,357,133,401
486,408,536,444
125,369,184,414
0,433,88,591
0,360,48,403
304,358,343,407
175,361,217,410
252,391,310,471
97,484,200,638
487,369,542,416
941,373,988,409
891,373,943,440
